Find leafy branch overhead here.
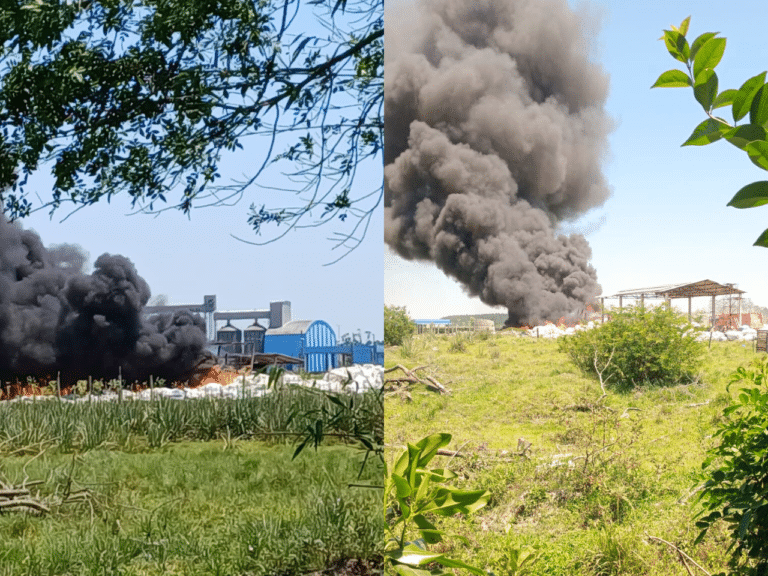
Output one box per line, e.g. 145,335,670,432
0,0,382,254
652,16,768,247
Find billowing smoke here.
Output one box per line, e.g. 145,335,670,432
385,0,613,326
0,214,207,385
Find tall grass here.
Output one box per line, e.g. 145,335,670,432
0,443,384,576
0,386,382,454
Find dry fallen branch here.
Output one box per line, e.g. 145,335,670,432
0,476,91,517
0,497,50,514
384,364,448,394
0,481,50,515
646,533,711,576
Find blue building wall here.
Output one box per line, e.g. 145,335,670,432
303,320,337,372
264,320,337,372
265,320,384,371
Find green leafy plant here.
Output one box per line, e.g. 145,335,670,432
558,304,703,390
653,16,768,247
385,433,490,575
695,355,768,576
386,305,417,346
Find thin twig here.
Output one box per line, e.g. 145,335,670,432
645,533,712,576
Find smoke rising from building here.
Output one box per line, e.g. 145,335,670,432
0,214,207,384
385,0,613,326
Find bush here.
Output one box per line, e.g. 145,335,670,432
384,305,416,346
695,356,768,576
557,304,703,390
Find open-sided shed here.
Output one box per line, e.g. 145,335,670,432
604,279,746,324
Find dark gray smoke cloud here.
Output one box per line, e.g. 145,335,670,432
0,214,207,384
385,0,612,326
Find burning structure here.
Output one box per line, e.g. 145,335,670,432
0,214,208,386
384,0,613,327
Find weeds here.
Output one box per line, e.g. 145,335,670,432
386,333,753,575
449,332,469,353
0,443,383,575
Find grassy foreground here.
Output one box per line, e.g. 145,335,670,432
385,330,755,575
0,442,384,576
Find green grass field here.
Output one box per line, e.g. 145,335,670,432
0,387,384,576
384,331,755,575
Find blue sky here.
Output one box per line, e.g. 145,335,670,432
14,4,383,342
385,0,768,321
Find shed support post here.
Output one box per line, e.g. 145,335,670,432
688,297,692,323
601,297,605,324
640,294,644,309
619,296,623,310
711,295,716,328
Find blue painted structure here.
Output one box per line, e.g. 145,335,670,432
264,320,384,371
265,320,337,372
303,341,384,367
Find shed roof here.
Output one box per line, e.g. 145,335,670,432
610,279,745,299
266,320,314,335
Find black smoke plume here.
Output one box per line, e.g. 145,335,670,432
0,214,207,385
385,0,613,326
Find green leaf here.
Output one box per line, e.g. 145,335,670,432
663,30,690,63
413,515,443,544
739,511,752,539
693,37,726,78
690,32,718,62
727,181,768,208
678,16,691,37
750,84,768,127
682,118,730,146
414,433,452,469
733,72,767,123
713,89,738,110
433,556,488,576
693,528,708,546
746,141,768,171
389,545,445,566
426,488,490,516
392,473,412,498
390,565,432,576
392,445,412,478
651,69,692,88
724,124,767,150
694,68,718,111
753,228,768,247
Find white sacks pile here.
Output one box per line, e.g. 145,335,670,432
525,321,597,339
12,364,384,403
524,321,761,344
694,325,758,342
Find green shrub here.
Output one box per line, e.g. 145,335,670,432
695,355,768,576
384,305,416,346
448,332,468,353
557,304,703,390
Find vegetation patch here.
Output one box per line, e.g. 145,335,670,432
558,305,704,391
385,329,756,575
0,443,383,576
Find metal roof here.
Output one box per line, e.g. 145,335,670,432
610,279,745,299
266,320,314,335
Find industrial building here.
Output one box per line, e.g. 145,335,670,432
144,297,382,371
264,320,337,372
